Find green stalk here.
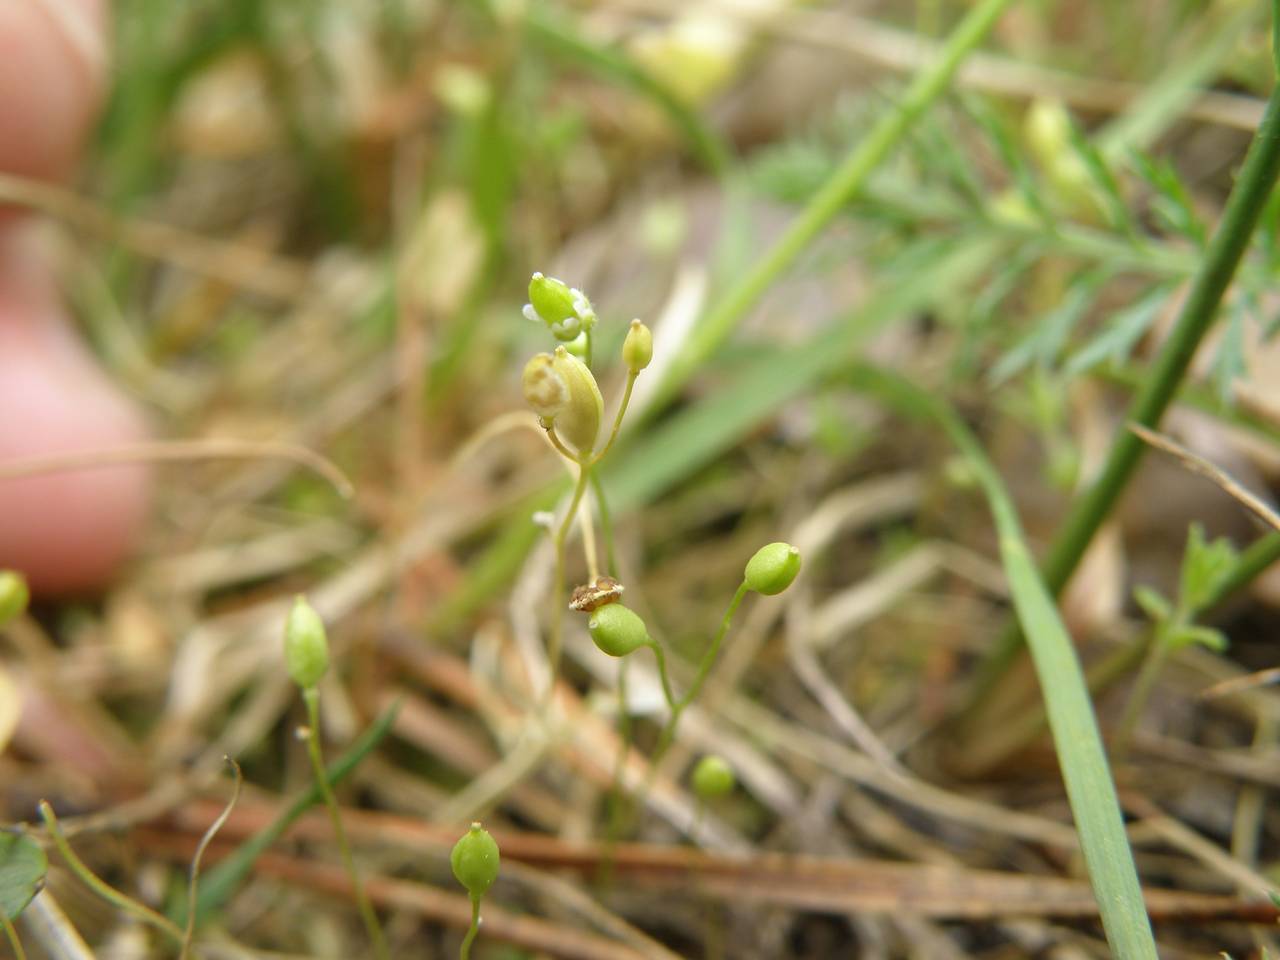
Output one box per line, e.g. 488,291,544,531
39,802,184,945
971,79,1280,702
548,463,593,695
459,897,481,960
1112,629,1171,760
2,914,27,960
649,583,750,768
653,0,1018,407
301,688,389,960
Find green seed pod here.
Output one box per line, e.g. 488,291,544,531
284,596,330,689
525,272,595,342
622,319,653,373
0,571,30,628
691,754,735,799
521,348,602,457
451,821,500,900
550,346,602,456
744,542,801,596
587,602,650,658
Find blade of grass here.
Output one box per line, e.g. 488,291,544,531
970,61,1280,707
188,699,400,923
651,0,1018,408
847,362,1157,960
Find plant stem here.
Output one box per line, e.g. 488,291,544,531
2,914,27,960
652,0,1017,408
39,801,184,944
181,758,241,960
591,371,639,465
649,583,750,768
1112,626,1171,760
590,471,619,582
460,896,481,960
969,81,1280,707
301,688,389,960
547,461,593,695
643,639,678,713
544,425,578,463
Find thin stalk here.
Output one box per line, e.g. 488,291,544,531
544,425,578,463
180,758,242,960
970,81,1280,705
2,914,27,960
459,897,481,960
649,583,750,767
605,656,635,846
1112,629,1171,760
590,471,619,583
591,371,639,465
653,0,1017,408
301,688,389,960
643,639,679,713
548,462,593,694
39,801,184,944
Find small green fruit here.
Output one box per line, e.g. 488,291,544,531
691,754,735,799
0,571,30,628
744,542,801,596
622,319,653,373
587,602,650,658
284,596,330,689
451,822,500,900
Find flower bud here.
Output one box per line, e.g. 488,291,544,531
587,602,650,658
284,596,330,689
692,754,735,799
622,319,653,373
524,272,596,342
0,571,29,628
451,822,500,900
744,542,801,596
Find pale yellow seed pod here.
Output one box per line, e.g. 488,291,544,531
550,346,603,456
523,352,569,420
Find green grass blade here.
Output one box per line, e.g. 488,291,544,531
848,363,1157,960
